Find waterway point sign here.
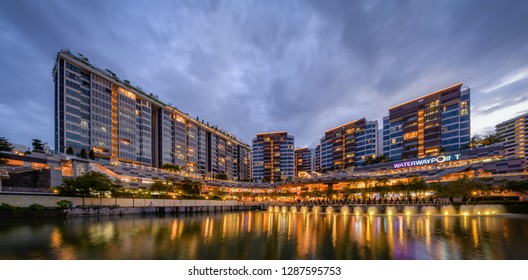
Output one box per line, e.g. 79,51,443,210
393,154,461,169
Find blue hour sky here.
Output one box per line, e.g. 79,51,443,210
1,0,527,149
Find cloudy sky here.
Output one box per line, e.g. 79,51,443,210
1,0,527,149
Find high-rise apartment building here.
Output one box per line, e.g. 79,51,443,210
53,50,251,180
318,119,378,171
496,113,528,159
313,144,321,173
294,147,313,176
252,132,294,182
382,83,470,161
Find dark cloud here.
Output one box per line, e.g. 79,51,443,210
0,0,527,149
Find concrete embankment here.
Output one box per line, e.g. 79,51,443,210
1,193,266,217
65,205,265,216
0,193,241,208
0,209,66,219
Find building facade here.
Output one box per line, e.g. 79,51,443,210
382,83,470,161
294,147,313,176
496,113,528,159
318,119,378,172
53,50,251,180
252,132,294,182
314,144,321,173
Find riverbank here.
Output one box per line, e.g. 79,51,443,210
0,209,66,219
65,204,265,216
2,201,528,219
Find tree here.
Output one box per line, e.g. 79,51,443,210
364,154,391,165
0,137,13,164
469,136,481,148
341,185,358,200
66,147,74,155
56,171,113,205
80,148,87,159
89,149,95,160
176,178,202,197
480,133,504,146
32,139,45,153
439,176,486,204
109,179,124,206
150,179,170,198
161,163,181,172
210,187,226,199
505,180,528,196
216,172,228,180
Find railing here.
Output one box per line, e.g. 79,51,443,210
0,168,9,178
1,166,35,174
0,187,54,193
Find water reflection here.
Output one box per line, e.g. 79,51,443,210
1,211,528,259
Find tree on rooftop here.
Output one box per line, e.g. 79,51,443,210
469,136,481,148
216,172,228,180
161,163,181,172
364,154,391,165
88,149,95,160
66,147,74,155
0,137,13,164
80,148,87,159
480,133,504,146
32,139,45,153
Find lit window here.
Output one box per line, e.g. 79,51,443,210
404,131,418,140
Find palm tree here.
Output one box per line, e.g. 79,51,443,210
480,133,504,146
469,136,481,148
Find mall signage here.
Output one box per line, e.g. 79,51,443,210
393,154,461,169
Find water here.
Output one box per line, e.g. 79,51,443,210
1,210,528,259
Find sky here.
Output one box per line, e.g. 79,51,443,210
1,0,528,149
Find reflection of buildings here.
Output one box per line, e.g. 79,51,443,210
383,83,471,161
252,132,295,182
53,50,250,180
496,113,527,159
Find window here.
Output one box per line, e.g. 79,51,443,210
404,131,418,140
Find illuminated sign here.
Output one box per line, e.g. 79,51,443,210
393,154,461,169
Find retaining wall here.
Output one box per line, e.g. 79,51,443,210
0,194,238,208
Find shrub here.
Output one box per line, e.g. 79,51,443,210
28,203,45,211
0,203,18,211
57,200,72,209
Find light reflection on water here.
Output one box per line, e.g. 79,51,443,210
1,211,528,260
